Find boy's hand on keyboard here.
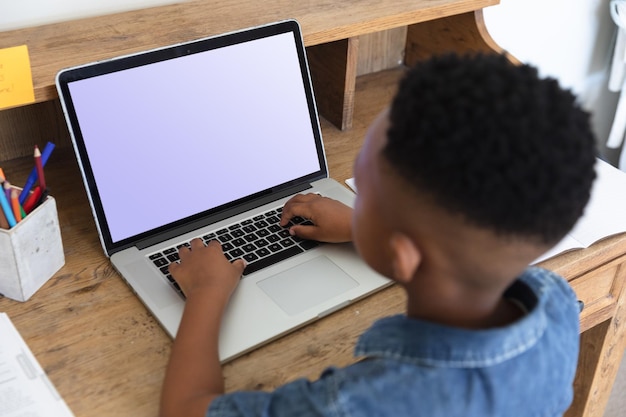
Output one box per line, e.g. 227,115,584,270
280,194,353,243
168,239,245,302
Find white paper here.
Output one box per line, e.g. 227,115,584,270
533,158,626,263
0,313,74,417
345,178,356,193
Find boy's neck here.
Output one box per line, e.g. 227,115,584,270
405,286,525,330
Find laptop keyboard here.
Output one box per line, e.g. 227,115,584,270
148,206,321,297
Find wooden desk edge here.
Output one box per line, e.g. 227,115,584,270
540,233,626,279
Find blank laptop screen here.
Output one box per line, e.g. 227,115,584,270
63,29,323,246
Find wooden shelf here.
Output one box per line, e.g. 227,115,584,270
0,0,499,129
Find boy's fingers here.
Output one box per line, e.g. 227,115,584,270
206,239,224,252
168,261,179,273
231,258,247,275
190,238,205,249
280,203,305,226
289,224,318,241
280,194,320,226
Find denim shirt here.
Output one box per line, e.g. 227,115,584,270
208,267,580,417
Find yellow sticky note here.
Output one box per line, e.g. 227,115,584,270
0,45,36,110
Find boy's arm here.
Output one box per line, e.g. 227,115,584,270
159,239,245,417
280,193,353,243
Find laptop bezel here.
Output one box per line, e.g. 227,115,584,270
56,19,328,256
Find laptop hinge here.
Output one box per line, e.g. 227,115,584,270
134,182,313,251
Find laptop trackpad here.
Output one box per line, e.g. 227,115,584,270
257,256,358,316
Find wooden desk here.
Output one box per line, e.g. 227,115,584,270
0,67,625,417
1,1,625,415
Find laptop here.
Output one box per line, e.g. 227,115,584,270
55,19,390,362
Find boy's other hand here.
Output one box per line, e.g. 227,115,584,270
168,239,245,302
280,193,353,243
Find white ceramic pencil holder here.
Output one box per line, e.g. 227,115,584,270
0,195,65,302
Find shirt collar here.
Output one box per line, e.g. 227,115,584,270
355,268,548,368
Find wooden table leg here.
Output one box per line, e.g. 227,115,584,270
566,261,626,417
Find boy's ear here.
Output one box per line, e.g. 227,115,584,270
389,232,421,284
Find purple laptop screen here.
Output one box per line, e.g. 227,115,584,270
66,32,322,244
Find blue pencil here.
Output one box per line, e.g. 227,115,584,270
18,142,55,205
0,185,17,228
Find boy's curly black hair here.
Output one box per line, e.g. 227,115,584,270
384,53,597,244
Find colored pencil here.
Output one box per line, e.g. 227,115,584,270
0,201,9,229
0,186,16,227
3,181,11,202
19,142,55,205
34,146,46,191
0,171,12,228
10,189,22,222
23,186,42,214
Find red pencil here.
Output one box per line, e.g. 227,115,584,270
23,186,42,214
34,145,46,191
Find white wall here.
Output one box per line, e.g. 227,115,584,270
483,0,621,165
0,0,180,31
